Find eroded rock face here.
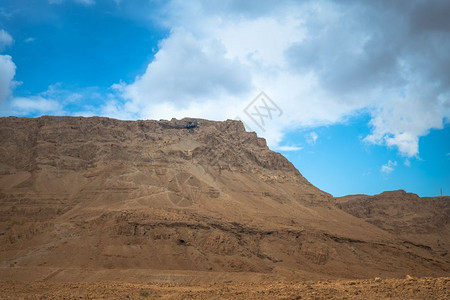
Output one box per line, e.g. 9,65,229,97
0,117,300,173
336,191,450,234
336,191,450,261
0,116,448,279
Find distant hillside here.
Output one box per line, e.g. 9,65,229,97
336,190,450,259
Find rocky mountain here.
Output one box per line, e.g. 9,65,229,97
336,190,450,259
0,116,448,282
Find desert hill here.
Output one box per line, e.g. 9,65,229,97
336,190,450,260
0,116,449,283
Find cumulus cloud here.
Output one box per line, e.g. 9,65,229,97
121,28,252,110
0,30,16,103
11,96,64,115
0,30,13,51
0,55,16,103
381,160,397,174
5,85,86,116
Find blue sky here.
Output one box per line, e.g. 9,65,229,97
0,0,449,196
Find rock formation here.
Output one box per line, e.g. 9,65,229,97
0,116,448,281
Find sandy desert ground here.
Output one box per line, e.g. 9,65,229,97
1,275,449,299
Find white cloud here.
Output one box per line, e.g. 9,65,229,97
364,83,447,157
307,132,318,145
0,29,13,51
5,85,85,116
24,37,36,43
110,0,450,156
381,160,397,174
100,99,136,120
121,28,252,109
275,145,302,152
11,96,64,115
0,55,16,102
75,0,95,5
48,0,95,5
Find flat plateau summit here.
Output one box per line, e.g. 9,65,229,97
0,116,449,284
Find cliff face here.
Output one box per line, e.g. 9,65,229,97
0,116,448,280
0,117,298,173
